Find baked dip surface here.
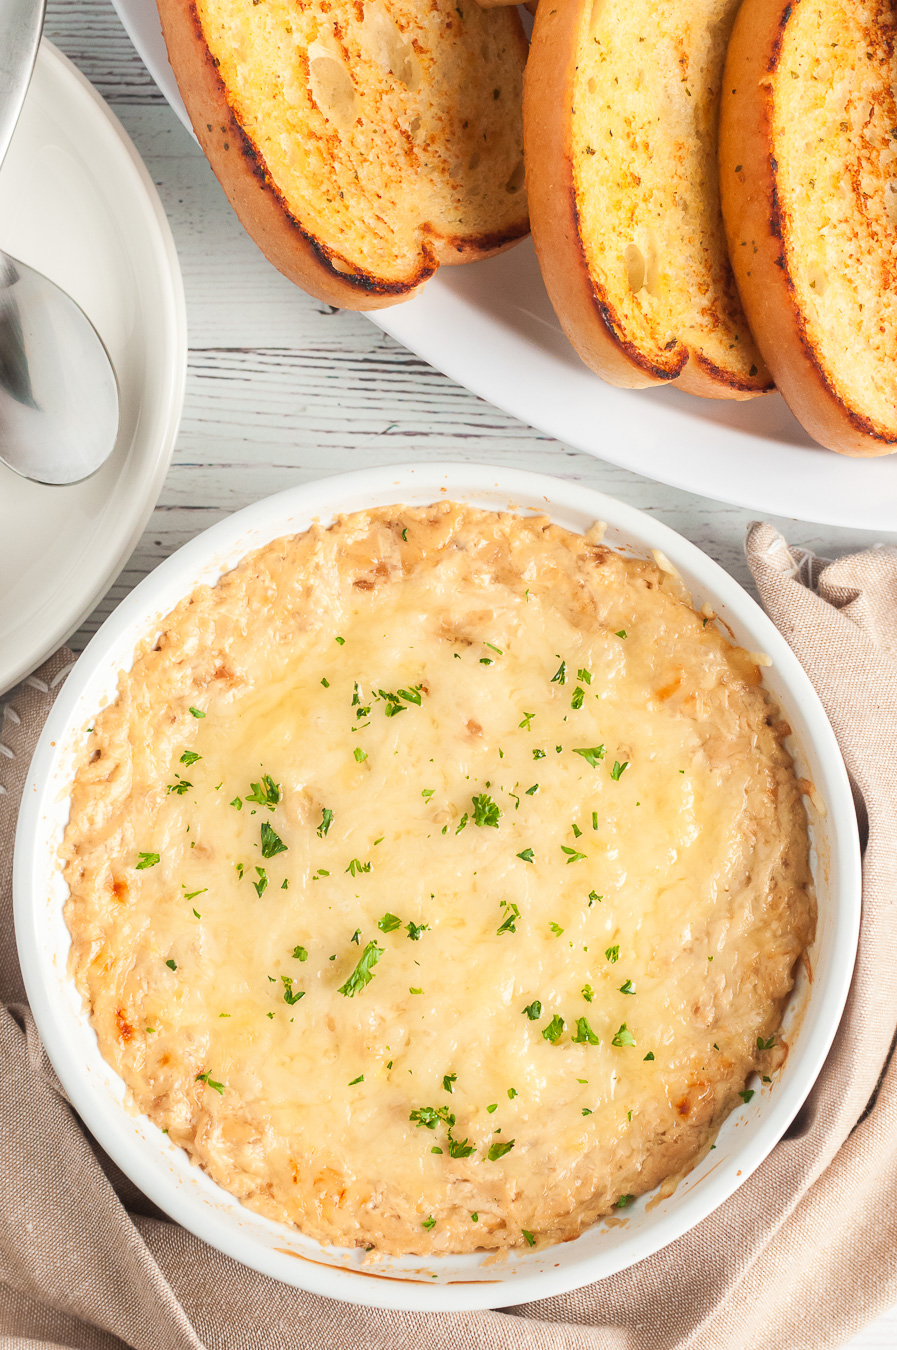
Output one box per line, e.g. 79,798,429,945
63,503,814,1255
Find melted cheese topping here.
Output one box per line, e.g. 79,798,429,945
63,504,814,1255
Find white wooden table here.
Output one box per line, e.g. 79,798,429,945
40,4,897,1344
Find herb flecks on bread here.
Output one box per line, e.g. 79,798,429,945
720,0,897,455
525,0,770,398
158,0,528,308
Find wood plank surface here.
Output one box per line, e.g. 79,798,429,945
29,4,897,1345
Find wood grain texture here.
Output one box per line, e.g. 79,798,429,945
33,7,897,1341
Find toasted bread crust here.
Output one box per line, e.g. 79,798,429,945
157,0,529,310
525,0,768,399
719,0,897,456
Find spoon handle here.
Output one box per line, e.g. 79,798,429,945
0,0,46,171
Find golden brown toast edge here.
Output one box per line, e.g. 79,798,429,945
157,0,529,310
719,0,897,455
524,0,768,399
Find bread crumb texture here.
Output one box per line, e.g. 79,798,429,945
774,0,897,437
63,504,814,1256
197,0,526,282
572,0,768,385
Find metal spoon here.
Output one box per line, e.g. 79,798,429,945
0,0,119,484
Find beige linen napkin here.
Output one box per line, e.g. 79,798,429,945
2,525,896,1350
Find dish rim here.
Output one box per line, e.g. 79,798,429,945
14,462,861,1311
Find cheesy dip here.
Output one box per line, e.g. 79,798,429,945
63,503,814,1255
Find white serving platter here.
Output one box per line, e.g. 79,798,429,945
109,0,897,529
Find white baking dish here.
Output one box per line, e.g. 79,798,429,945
13,463,861,1312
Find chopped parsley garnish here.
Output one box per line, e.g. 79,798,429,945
486,1103,498,1114
167,779,191,796
230,797,242,810
338,940,383,996
448,1134,475,1158
406,921,428,941
443,1074,456,1093
615,1194,634,1208
757,1035,776,1051
582,1107,593,1116
516,848,535,864
550,660,567,685
497,901,520,935
183,888,206,902
522,1229,536,1246
236,863,244,879
195,1071,224,1093
165,959,177,971
335,635,346,645
739,1088,755,1103
188,706,205,718
615,630,627,639
317,807,334,838
581,984,594,1002
523,1000,542,1020
246,775,281,809
549,922,564,936
292,945,308,961
572,1017,600,1045
180,751,201,766
136,852,160,869
485,643,503,655
588,890,602,906
421,788,435,801
612,1023,636,1047
533,748,546,760
592,811,599,830
472,793,501,828
313,868,329,879
571,823,582,838
518,711,535,730
487,1139,515,1161
378,913,402,932
525,783,539,795
281,976,305,1005
561,845,587,864
605,945,620,963
350,929,361,944
619,979,636,995
422,1216,436,1230
401,528,408,541
542,1015,565,1044
610,760,629,780
348,1074,364,1085
455,813,469,833
508,1087,518,1099
260,821,287,858
411,1105,450,1130
573,746,606,767
397,685,422,705
321,677,330,688
644,1051,655,1061
354,747,368,762
352,683,371,718
253,867,268,897
571,686,585,710
577,667,592,685
346,858,371,876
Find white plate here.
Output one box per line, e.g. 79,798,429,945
15,463,861,1312
108,0,897,529
0,41,186,695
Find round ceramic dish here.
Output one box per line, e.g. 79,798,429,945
14,464,861,1312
